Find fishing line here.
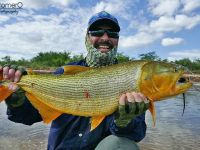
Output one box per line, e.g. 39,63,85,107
182,93,185,116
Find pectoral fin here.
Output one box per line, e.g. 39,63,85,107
0,86,13,102
148,100,156,126
63,66,91,75
26,68,34,75
90,116,105,131
25,92,62,123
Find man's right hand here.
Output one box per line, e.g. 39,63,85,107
0,65,26,91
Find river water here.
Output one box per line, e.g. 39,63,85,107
0,85,199,150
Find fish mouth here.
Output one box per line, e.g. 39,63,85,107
175,74,193,93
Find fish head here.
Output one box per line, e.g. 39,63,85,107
139,61,193,101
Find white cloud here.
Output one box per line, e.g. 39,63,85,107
0,7,90,60
124,13,200,50
168,49,200,60
161,37,184,46
0,0,199,60
149,0,180,16
93,0,134,20
119,32,163,49
182,0,200,13
146,14,200,33
0,0,138,60
0,15,9,22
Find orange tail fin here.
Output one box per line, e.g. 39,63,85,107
0,69,14,102
0,85,13,102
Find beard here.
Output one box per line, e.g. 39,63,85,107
85,35,117,67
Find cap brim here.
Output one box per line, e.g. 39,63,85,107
88,19,120,32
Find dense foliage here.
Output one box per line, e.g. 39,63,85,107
0,51,199,73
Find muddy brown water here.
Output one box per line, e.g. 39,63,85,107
0,85,200,150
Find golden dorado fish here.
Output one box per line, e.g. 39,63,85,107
0,60,192,130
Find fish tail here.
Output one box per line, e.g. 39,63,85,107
0,70,14,102
148,100,156,126
0,85,13,102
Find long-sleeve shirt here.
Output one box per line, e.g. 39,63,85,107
6,59,147,150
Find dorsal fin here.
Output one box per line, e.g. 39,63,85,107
62,65,91,75
26,69,54,75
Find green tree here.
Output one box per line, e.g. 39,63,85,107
175,58,200,73
1,56,11,63
30,51,71,68
71,54,84,62
116,53,134,63
139,51,160,61
175,58,192,68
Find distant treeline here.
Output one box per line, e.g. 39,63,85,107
0,51,200,73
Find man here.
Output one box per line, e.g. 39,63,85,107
0,11,149,150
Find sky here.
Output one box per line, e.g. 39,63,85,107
0,0,200,61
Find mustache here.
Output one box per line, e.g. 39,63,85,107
94,40,113,49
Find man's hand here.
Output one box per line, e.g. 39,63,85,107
114,92,149,127
0,65,26,91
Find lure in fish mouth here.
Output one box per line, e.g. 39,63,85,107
139,61,192,124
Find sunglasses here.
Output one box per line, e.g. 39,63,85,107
88,29,119,38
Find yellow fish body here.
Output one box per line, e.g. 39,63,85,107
0,60,192,130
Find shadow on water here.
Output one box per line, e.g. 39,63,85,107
0,84,200,150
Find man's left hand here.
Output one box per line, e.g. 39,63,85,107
114,92,149,127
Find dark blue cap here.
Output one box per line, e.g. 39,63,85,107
88,11,120,32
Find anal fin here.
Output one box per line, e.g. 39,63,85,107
90,116,105,131
25,92,62,123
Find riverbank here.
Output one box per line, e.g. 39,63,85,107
184,74,200,82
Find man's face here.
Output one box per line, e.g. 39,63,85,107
88,25,119,53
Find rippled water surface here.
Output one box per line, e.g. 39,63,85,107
139,85,200,150
0,85,200,150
